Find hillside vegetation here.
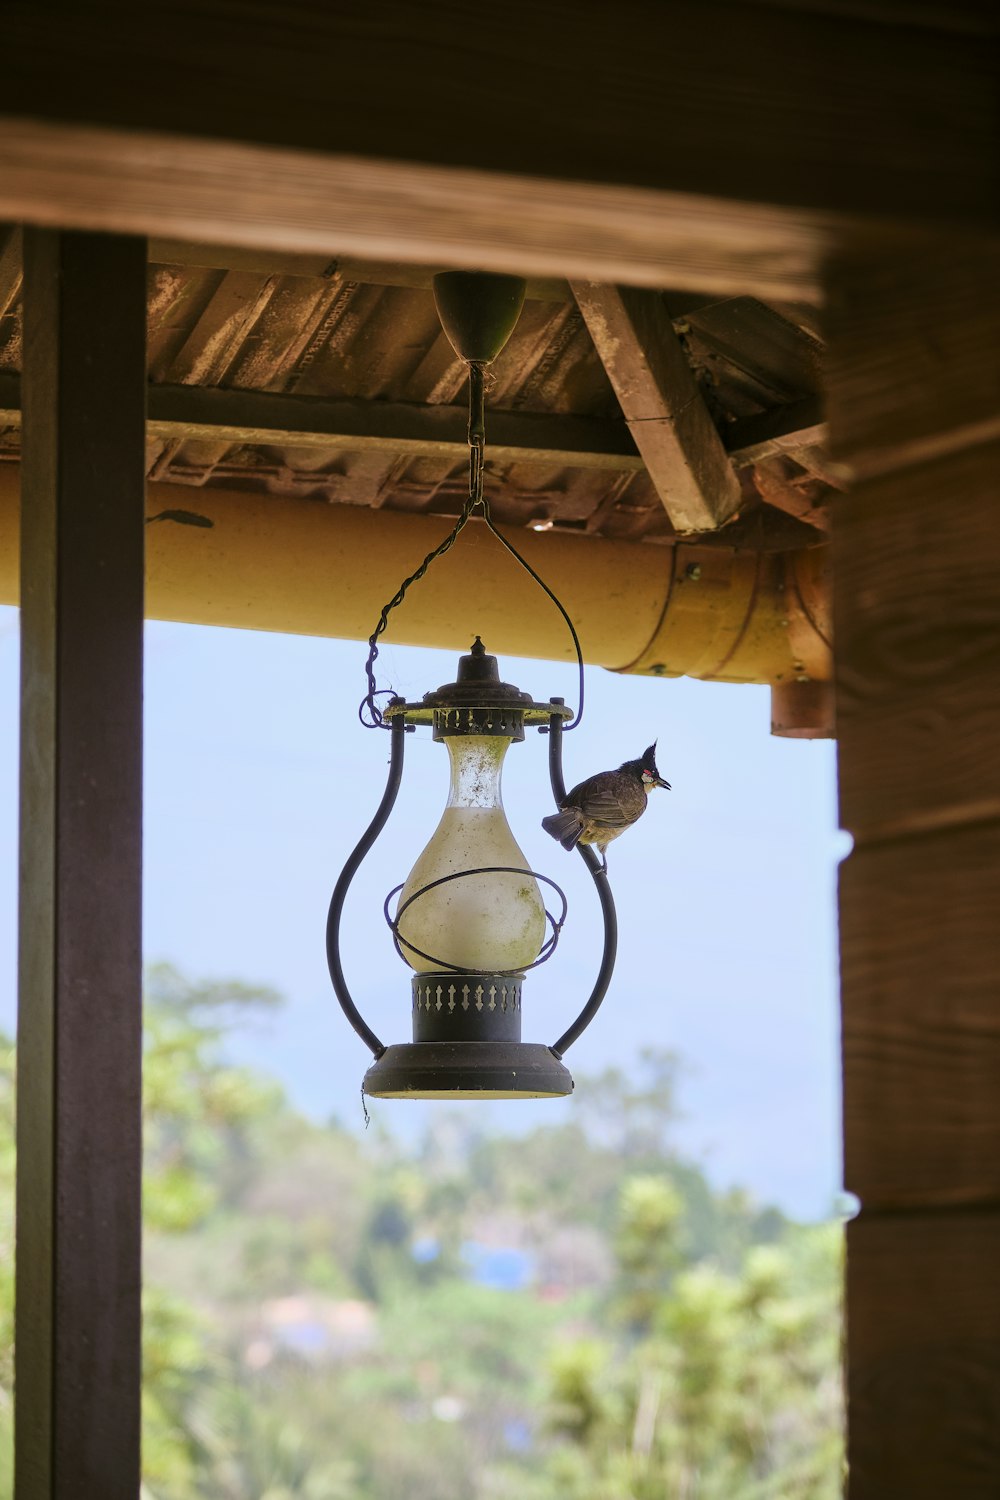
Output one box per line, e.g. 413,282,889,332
0,965,843,1498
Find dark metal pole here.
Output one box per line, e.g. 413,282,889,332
326,713,407,1056
546,706,619,1058
16,231,147,1500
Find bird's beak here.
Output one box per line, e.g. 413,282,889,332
654,777,671,790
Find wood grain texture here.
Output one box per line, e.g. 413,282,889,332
824,238,1000,474
0,1,995,229
571,283,742,531
0,372,828,481
0,371,646,472
17,230,146,1500
829,233,1000,1496
833,442,1000,839
724,397,826,468
841,824,1000,1207
766,0,999,35
847,1212,1000,1500
150,241,571,303
0,118,828,304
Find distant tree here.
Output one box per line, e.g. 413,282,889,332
543,1223,844,1499
572,1047,682,1160
0,969,843,1500
613,1174,685,1332
144,962,286,1230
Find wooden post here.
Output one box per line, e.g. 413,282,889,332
826,237,1000,1497
16,231,147,1500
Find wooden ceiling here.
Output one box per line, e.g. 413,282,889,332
0,229,832,552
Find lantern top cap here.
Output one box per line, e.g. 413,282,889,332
425,636,532,711
382,638,572,727
457,636,499,685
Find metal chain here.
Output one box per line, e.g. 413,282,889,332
359,360,584,729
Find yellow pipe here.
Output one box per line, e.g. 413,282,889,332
0,467,830,685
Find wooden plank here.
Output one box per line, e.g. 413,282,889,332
802,0,998,33
682,296,821,404
753,459,831,531
571,282,742,532
16,230,146,1500
0,2,995,232
0,117,827,304
0,370,830,476
829,235,1000,1498
847,1212,1000,1500
825,237,1000,476
724,396,826,467
154,385,648,473
833,443,1000,841
841,824,1000,1209
161,270,281,387
150,239,571,303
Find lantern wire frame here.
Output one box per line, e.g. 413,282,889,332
326,711,619,1065
359,362,585,734
384,865,569,975
327,333,618,1082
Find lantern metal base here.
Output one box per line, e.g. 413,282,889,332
412,971,523,1042
362,1041,574,1100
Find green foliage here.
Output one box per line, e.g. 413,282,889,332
542,1225,844,1500
0,974,844,1500
613,1174,685,1331
144,965,286,1233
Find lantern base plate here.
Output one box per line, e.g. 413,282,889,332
363,1041,573,1100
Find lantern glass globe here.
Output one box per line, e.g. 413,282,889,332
396,735,545,974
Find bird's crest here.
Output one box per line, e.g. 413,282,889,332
637,742,670,790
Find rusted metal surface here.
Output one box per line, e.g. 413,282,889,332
0,224,834,548
16,229,146,1500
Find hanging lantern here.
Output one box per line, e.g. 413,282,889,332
326,272,617,1101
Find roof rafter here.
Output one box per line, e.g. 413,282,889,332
570,282,743,533
0,372,829,481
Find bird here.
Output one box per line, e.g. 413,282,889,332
541,743,670,871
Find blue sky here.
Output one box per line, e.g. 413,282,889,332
0,603,843,1219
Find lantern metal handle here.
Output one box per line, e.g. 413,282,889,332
545,702,619,1058
326,711,409,1058
329,700,618,1064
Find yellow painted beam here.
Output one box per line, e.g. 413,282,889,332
0,467,829,686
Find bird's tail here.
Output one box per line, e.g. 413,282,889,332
541,809,585,851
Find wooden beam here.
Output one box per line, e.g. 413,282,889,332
148,242,769,317
827,236,1000,1497
752,460,831,533
16,230,146,1500
1,2,995,239
0,466,833,687
149,239,572,304
0,371,827,476
571,282,743,532
0,118,826,304
724,397,826,468
847,1211,1000,1496
147,382,642,472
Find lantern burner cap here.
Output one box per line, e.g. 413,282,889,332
382,639,573,737
457,635,498,682
429,636,530,708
